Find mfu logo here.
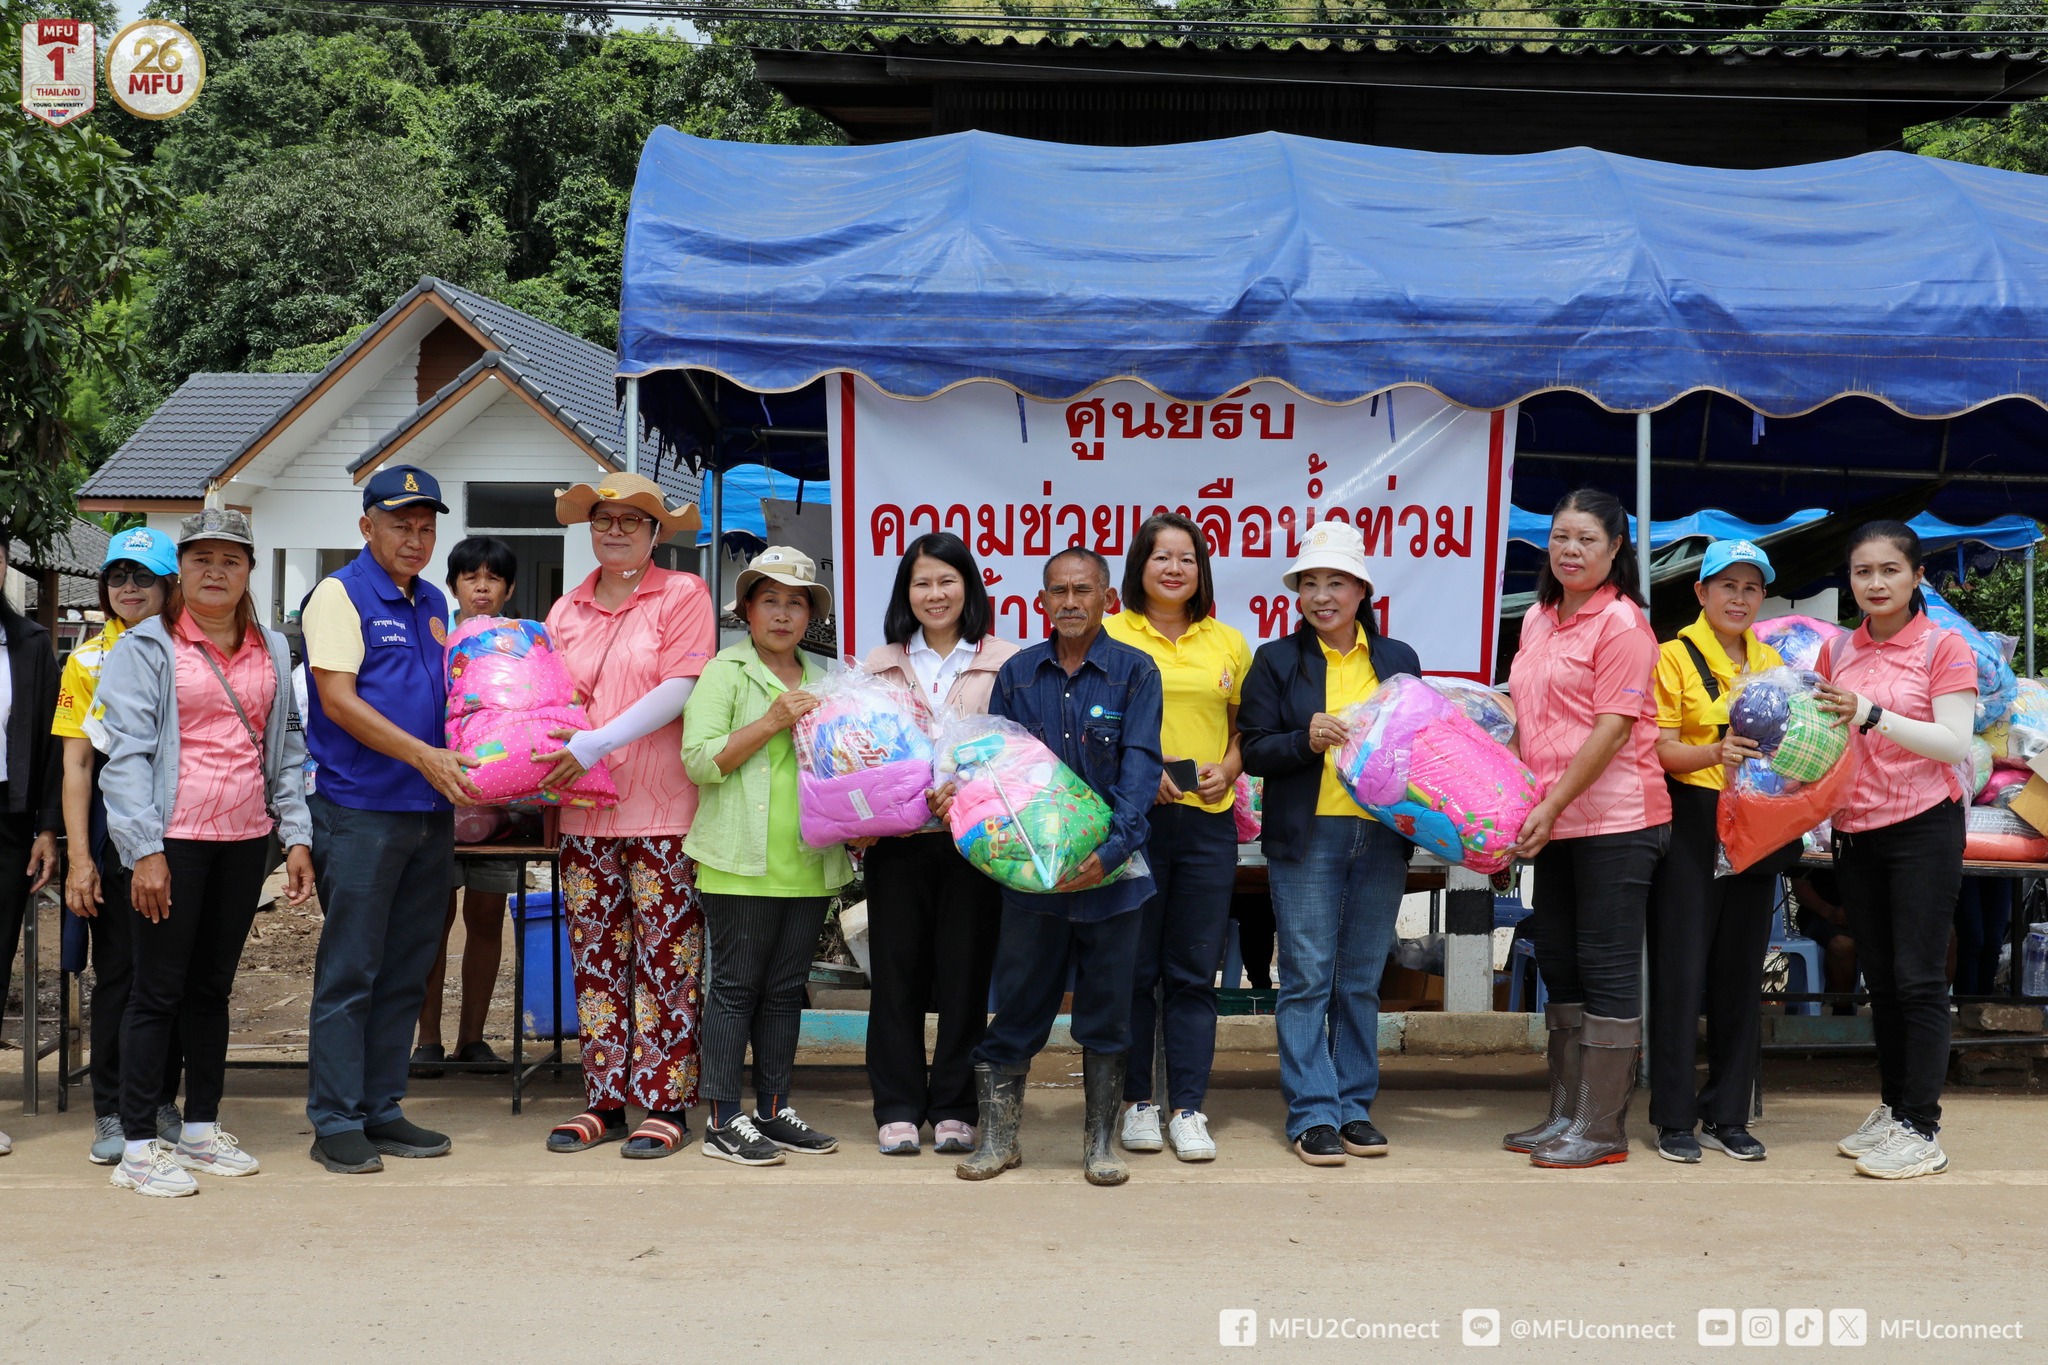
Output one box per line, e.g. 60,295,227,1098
19,18,96,127
1218,1309,1258,1347
105,18,205,120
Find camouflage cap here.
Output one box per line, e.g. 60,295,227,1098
177,507,256,549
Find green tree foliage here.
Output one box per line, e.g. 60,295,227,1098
2,0,171,552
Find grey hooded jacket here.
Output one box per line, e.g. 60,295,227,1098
97,615,313,868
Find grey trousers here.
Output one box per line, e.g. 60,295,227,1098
699,892,828,1108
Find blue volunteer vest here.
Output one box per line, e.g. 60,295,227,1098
304,548,452,812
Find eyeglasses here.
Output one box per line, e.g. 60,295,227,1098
591,512,649,535
104,567,160,589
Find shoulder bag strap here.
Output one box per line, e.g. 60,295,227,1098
1680,636,1728,738
196,641,277,820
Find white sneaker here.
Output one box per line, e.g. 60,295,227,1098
1836,1104,1898,1158
111,1142,199,1198
1167,1110,1217,1162
1854,1125,1949,1180
0,1129,11,1156
1120,1102,1163,1153
174,1127,261,1177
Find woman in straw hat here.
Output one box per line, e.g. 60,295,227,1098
1237,521,1422,1168
537,473,715,1159
683,546,852,1166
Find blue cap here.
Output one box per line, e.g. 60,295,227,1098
1700,538,1775,586
102,526,179,579
362,464,449,513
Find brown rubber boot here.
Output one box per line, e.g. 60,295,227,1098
954,1063,1026,1181
1503,1002,1584,1153
1082,1050,1129,1186
1530,1013,1639,1169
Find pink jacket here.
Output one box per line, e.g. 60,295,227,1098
864,635,1020,719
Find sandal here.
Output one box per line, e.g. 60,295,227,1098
623,1116,690,1160
409,1044,446,1080
547,1110,625,1153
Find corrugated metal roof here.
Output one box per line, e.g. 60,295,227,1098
78,372,314,501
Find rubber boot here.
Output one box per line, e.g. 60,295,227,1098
1082,1050,1129,1187
1530,1013,1639,1169
1503,1002,1583,1153
955,1063,1026,1181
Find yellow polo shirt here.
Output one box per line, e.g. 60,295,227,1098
1104,609,1252,812
53,617,127,748
1317,623,1381,817
1653,612,1785,792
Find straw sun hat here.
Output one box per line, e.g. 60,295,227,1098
554,471,702,542
727,545,833,619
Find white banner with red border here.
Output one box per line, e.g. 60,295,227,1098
828,375,1517,679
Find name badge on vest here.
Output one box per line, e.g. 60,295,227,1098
368,616,412,647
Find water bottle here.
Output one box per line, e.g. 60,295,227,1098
2024,925,2048,999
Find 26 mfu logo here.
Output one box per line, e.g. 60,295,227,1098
105,18,204,120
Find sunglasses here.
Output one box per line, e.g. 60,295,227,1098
591,512,650,535
104,566,162,589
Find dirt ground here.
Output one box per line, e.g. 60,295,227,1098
4,1046,2045,1363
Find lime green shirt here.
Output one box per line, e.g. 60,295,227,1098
682,639,853,896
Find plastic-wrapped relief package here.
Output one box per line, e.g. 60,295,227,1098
445,617,618,809
934,714,1145,893
791,668,936,847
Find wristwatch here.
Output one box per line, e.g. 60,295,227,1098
1859,703,1884,734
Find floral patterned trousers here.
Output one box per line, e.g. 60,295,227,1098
559,835,704,1111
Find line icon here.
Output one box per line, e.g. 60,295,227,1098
1462,1309,1500,1347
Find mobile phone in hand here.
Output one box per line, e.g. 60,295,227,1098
1165,758,1200,792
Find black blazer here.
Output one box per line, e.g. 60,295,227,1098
2,611,63,833
1238,621,1422,863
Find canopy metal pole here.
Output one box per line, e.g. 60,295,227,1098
1636,410,1653,1080
2028,543,2037,676
624,376,640,475
707,466,723,628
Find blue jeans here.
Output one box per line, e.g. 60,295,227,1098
1125,804,1238,1111
307,795,455,1137
1266,816,1409,1140
976,905,1143,1068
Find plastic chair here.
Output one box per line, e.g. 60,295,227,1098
1770,875,1823,1017
1506,936,1547,1012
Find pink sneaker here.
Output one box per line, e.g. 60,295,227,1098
878,1122,920,1156
933,1120,975,1154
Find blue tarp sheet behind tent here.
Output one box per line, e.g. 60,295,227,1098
621,128,2048,418
1506,508,2040,554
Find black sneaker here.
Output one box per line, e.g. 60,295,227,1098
752,1106,839,1154
365,1116,452,1158
1339,1119,1389,1157
1293,1125,1347,1166
1657,1127,1702,1163
310,1130,385,1174
703,1114,786,1166
1700,1122,1768,1161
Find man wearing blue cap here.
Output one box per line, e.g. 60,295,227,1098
1645,538,1786,1167
302,464,482,1174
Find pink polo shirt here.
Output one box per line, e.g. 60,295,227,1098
165,612,277,843
1817,610,1976,833
1509,583,1671,840
546,564,715,839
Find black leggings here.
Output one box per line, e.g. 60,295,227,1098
88,861,183,1119
121,838,269,1142
698,892,829,1112
1647,782,1776,1130
1834,800,1965,1135
1527,825,1670,1019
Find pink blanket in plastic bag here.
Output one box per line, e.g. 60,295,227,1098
792,669,937,847
444,616,618,809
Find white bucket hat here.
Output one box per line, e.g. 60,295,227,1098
727,544,833,619
1281,520,1374,595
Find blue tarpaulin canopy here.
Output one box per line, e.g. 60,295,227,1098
621,127,2048,423
1506,508,2040,553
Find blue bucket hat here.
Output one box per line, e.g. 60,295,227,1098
102,525,179,579
1700,539,1775,586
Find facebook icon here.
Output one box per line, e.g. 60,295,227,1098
1219,1310,1259,1346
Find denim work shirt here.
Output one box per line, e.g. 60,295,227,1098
988,629,1163,921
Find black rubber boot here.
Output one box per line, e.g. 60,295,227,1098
1504,1002,1583,1153
955,1063,1026,1181
1082,1050,1129,1187
1530,1013,1640,1169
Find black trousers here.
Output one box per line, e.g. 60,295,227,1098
863,832,1000,1127
699,892,830,1108
1835,799,1965,1135
1527,824,1670,1019
976,905,1143,1068
121,838,270,1141
1647,782,1776,1130
88,860,182,1119
0,807,35,1038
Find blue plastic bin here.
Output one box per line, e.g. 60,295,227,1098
514,890,575,1039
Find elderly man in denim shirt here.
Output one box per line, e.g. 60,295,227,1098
952,547,1162,1186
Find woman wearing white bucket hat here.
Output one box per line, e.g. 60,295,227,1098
1238,520,1422,1167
